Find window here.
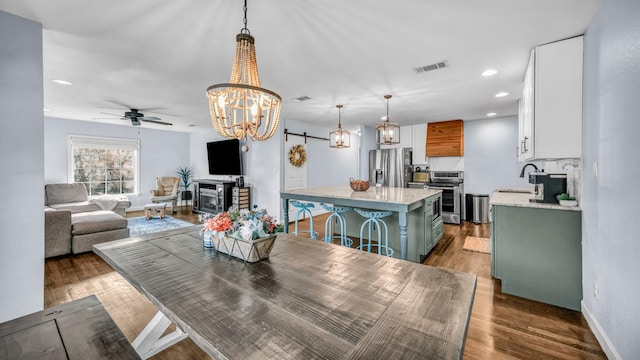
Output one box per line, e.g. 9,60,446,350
68,135,140,196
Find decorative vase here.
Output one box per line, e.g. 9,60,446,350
203,230,215,248
210,234,277,263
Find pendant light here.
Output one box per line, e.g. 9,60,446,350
329,105,350,148
376,95,400,145
206,0,282,152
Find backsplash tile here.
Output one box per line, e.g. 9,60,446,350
543,159,582,199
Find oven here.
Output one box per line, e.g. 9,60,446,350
427,171,463,224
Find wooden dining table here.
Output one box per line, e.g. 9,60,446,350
93,226,477,359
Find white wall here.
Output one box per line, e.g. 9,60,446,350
189,127,284,218
0,11,44,322
463,116,534,194
44,117,190,209
582,0,640,358
284,120,361,188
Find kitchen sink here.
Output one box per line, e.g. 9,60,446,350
496,188,533,194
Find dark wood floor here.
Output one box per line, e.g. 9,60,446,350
44,207,606,359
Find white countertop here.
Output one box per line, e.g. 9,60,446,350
490,188,581,211
281,185,442,205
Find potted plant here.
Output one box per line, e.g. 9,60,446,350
176,166,193,201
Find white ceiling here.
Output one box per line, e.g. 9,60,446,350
1,0,602,133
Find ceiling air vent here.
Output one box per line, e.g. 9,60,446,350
293,96,311,102
413,61,448,74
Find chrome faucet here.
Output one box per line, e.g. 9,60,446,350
519,163,539,178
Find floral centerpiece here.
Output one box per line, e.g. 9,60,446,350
200,207,282,263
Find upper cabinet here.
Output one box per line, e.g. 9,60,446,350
380,126,412,150
426,120,464,157
519,36,583,160
411,123,428,165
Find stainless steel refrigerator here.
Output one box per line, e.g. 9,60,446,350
369,148,413,188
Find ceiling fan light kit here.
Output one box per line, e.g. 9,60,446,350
206,0,282,152
376,95,400,145
329,105,350,149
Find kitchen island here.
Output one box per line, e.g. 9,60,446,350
490,190,582,310
281,186,442,262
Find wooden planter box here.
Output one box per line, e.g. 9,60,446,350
204,232,276,263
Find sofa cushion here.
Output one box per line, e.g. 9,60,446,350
50,201,101,214
72,210,128,235
45,183,88,205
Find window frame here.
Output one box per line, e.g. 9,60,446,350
67,135,140,196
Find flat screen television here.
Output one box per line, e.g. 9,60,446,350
207,139,242,175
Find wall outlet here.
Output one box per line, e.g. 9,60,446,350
593,281,600,300
592,161,598,177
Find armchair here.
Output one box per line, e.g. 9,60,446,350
150,176,180,213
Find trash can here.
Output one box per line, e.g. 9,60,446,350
465,194,490,224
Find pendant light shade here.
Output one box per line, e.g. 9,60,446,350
329,105,350,148
376,95,400,145
206,0,281,151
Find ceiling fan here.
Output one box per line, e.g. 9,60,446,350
94,109,173,126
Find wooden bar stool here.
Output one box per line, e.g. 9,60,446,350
320,203,353,247
290,200,318,240
354,208,394,257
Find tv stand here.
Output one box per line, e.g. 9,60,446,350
193,179,234,214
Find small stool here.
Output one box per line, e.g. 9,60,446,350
320,204,353,247
144,203,166,220
290,200,318,240
354,209,394,257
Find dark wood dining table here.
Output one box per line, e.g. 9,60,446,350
93,226,477,359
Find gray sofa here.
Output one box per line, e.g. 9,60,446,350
44,183,132,258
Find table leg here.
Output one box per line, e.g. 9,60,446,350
399,211,408,260
283,198,290,233
131,311,188,359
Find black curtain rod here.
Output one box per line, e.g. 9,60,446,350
284,128,329,143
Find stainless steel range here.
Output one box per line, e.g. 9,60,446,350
427,171,464,224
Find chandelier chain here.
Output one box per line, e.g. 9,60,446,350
241,0,250,34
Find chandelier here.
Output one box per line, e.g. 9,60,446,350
329,105,350,148
376,95,400,145
206,0,281,152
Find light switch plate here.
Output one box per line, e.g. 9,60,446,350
592,161,598,177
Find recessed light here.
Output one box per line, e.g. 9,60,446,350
52,79,72,85
482,69,498,77
486,112,497,117
495,92,509,98
188,124,196,127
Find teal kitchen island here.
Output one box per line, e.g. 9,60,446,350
281,186,443,262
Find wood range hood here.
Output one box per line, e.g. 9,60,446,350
426,119,464,157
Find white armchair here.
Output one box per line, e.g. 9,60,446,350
150,177,180,213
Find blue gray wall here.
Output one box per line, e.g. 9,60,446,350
44,117,191,209
0,10,44,322
463,116,533,195
582,0,640,358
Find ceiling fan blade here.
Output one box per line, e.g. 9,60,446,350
141,116,162,121
99,111,123,117
141,118,173,126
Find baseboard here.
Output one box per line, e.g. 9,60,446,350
581,301,622,360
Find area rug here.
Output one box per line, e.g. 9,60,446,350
463,236,491,254
127,216,195,237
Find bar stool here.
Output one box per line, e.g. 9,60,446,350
290,200,318,240
320,204,353,247
354,208,394,257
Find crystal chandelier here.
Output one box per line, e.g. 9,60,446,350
376,95,400,145
329,105,350,148
206,0,281,152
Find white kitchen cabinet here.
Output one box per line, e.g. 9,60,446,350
380,125,412,150
519,36,583,160
412,123,428,165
